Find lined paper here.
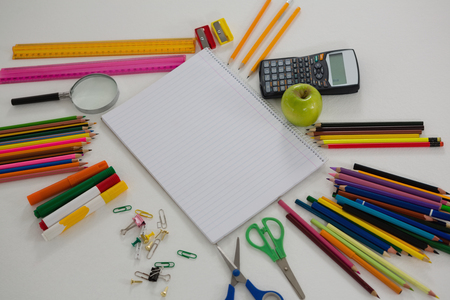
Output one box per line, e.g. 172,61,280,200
102,49,325,243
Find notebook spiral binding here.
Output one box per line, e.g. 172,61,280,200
204,48,327,163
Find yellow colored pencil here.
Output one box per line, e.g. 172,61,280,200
313,134,420,140
318,198,430,262
0,133,96,150
317,137,440,145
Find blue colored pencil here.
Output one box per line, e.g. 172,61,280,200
356,199,450,242
0,159,77,174
335,194,440,241
311,201,396,254
295,198,389,256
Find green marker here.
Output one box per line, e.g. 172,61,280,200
34,166,115,218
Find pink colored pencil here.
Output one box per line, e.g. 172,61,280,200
0,166,85,183
0,153,80,170
330,172,442,207
0,137,90,155
277,199,359,273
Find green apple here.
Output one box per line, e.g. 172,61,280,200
281,84,322,127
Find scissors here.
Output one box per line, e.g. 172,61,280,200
217,237,284,300
246,217,306,299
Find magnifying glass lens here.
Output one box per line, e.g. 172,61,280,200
71,74,119,114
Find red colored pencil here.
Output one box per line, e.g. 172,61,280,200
321,142,443,149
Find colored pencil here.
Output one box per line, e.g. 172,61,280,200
0,126,90,143
354,163,449,195
317,226,403,294
327,223,438,298
306,130,423,136
0,116,83,132
0,166,85,183
320,141,443,149
0,130,93,145
313,134,420,140
311,201,396,254
332,167,443,203
0,153,81,170
396,226,450,255
0,133,95,151
318,198,430,262
295,198,390,257
0,137,92,155
308,125,425,132
317,137,440,145
342,204,437,253
0,144,87,161
0,148,89,163
330,178,441,210
277,199,359,272
340,185,450,222
0,122,94,138
356,200,450,242
0,118,88,135
228,0,271,65
0,161,87,179
312,121,424,128
285,214,378,297
0,159,80,174
333,190,434,221
400,215,450,234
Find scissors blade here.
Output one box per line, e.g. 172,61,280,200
276,258,305,299
217,244,247,285
231,238,240,286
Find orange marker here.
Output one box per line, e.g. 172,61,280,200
248,7,301,77
27,160,108,205
228,0,271,65
239,0,291,69
320,230,403,295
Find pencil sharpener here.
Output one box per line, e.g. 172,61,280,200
195,25,216,50
211,18,234,45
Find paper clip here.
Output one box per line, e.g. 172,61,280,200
177,250,197,259
135,267,171,282
157,209,167,229
154,262,175,268
134,224,147,260
135,209,153,219
113,205,132,213
146,229,169,259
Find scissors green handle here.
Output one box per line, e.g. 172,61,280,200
245,217,286,262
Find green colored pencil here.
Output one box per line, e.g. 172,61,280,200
0,116,83,131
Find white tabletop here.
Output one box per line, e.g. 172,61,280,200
0,1,449,299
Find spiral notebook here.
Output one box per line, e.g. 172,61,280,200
102,48,326,243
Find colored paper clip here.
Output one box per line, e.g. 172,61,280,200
195,25,216,50
135,209,153,219
113,205,132,213
154,262,175,268
211,18,234,45
177,250,197,259
157,209,167,229
135,267,171,282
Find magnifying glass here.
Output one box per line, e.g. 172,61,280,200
11,73,119,114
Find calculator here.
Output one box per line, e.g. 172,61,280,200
259,49,360,99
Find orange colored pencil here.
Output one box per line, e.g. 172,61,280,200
239,0,291,69
0,151,88,165
0,143,88,161
0,118,87,135
228,0,271,65
248,7,301,77
0,161,88,179
0,166,85,183
321,230,403,294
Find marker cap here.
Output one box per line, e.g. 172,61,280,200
97,173,121,193
100,181,128,204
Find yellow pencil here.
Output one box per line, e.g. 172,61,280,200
228,0,271,65
313,134,420,140
318,198,430,262
239,0,292,69
0,133,96,150
317,137,440,145
248,6,301,77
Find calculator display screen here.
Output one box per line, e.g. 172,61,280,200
329,53,347,85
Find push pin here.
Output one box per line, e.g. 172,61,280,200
146,229,169,259
140,231,155,244
161,286,169,297
120,214,145,235
135,267,171,282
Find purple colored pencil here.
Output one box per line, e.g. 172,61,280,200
331,167,442,203
329,178,442,210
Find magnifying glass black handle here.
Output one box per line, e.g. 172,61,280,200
11,93,61,106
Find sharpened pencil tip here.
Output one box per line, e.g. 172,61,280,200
396,253,401,256
434,250,439,254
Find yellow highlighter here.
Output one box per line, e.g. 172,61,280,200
42,181,128,241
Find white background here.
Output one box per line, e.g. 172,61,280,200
1,1,450,299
